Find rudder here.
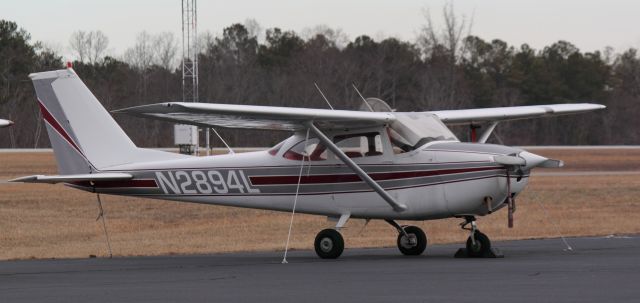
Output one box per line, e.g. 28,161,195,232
31,68,185,174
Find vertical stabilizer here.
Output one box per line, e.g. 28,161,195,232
30,68,187,174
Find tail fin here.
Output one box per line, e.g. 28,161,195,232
30,68,186,174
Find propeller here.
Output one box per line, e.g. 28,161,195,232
492,151,563,228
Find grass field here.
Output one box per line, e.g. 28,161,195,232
1,148,639,260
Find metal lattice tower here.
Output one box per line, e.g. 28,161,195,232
181,0,200,153
182,0,198,103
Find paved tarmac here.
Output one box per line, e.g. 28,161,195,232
1,235,638,302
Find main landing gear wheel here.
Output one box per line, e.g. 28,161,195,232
397,226,427,256
314,229,344,259
466,231,491,257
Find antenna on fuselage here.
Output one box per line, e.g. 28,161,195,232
314,83,334,110
351,83,374,112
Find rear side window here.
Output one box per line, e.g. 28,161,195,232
282,138,327,161
268,141,285,156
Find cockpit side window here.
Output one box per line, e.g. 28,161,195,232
387,127,412,154
282,138,327,161
333,132,384,158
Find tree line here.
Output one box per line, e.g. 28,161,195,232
0,15,638,148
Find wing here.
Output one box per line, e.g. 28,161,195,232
429,103,605,125
113,102,395,131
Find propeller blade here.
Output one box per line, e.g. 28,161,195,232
493,155,525,166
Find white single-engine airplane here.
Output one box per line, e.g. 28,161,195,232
12,68,605,259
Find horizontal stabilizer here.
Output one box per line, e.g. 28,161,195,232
9,173,133,184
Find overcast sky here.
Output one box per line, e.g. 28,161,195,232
2,0,639,60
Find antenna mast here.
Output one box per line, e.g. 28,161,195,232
181,0,202,155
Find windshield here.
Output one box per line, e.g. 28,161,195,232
389,113,458,152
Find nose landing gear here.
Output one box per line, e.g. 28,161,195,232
455,216,503,258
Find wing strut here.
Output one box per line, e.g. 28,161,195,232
478,121,499,144
306,122,407,212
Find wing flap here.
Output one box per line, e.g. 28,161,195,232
10,173,133,184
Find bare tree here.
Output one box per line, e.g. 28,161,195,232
418,1,474,106
419,2,473,62
244,18,263,41
69,30,109,63
89,31,109,64
153,32,178,70
198,30,216,53
124,31,155,70
69,31,89,62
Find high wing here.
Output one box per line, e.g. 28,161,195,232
114,102,605,130
113,102,395,131
429,103,605,125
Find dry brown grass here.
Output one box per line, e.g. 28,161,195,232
1,149,639,260
532,148,640,171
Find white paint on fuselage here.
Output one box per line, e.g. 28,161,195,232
103,135,530,221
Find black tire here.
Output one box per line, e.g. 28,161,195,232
396,226,427,256
466,231,491,257
314,229,344,259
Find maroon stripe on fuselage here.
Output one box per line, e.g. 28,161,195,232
71,179,158,188
38,101,83,155
250,166,503,185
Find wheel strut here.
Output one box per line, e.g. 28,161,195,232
460,216,478,246
385,219,415,246
455,216,503,258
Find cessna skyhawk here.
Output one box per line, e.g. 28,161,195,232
12,68,604,259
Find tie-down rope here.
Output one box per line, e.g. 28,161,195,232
282,128,310,264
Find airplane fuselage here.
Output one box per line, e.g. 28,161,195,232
70,139,529,221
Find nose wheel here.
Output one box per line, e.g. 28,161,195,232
456,216,503,258
466,231,491,257
314,229,344,259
